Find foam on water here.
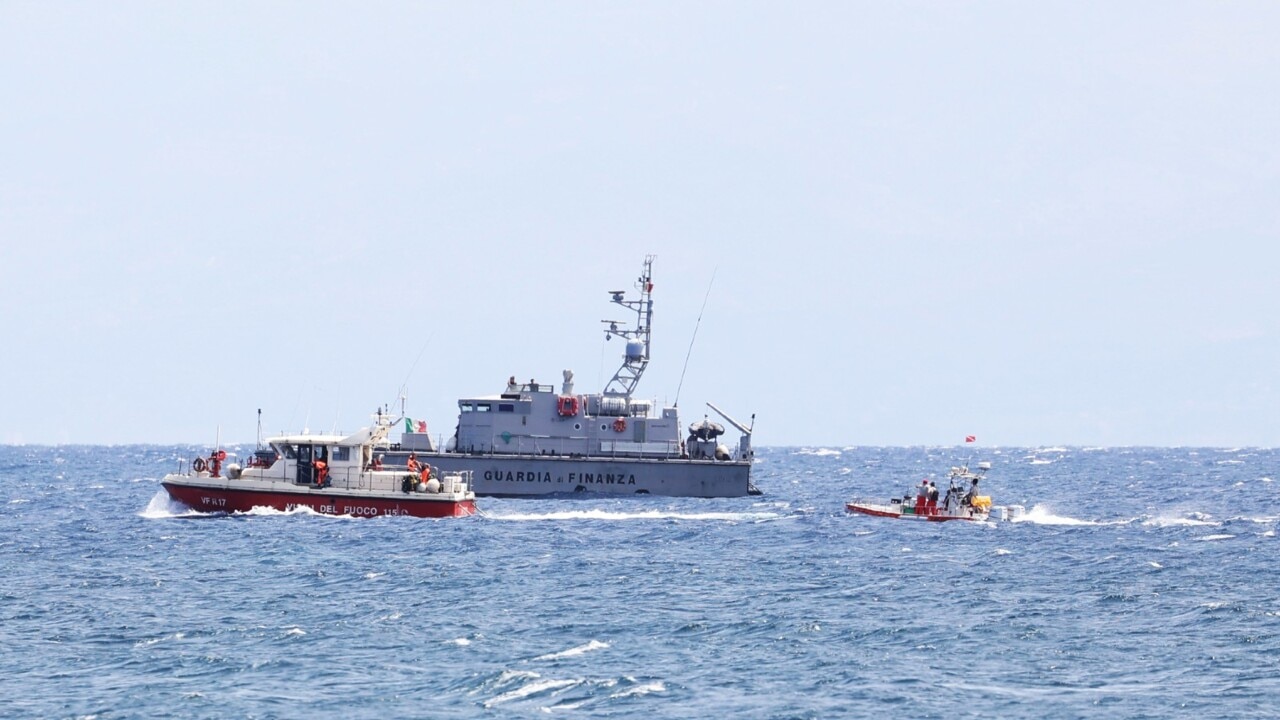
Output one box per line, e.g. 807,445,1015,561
138,489,204,518
484,676,582,708
531,640,610,661
795,448,842,457
1143,512,1221,528
1010,504,1102,526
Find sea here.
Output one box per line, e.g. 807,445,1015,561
3,445,1279,719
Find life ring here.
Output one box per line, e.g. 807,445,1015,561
192,457,207,473
613,418,626,433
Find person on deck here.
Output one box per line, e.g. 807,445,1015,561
314,459,328,488
407,453,420,473
914,480,928,515
926,481,939,515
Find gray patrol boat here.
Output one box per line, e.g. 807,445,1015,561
391,256,757,497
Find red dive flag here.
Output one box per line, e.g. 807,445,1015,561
965,435,976,443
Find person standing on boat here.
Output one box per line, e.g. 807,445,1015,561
314,458,328,488
926,481,939,515
914,480,928,515
407,453,420,473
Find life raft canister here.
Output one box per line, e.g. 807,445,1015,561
613,418,627,433
557,395,580,417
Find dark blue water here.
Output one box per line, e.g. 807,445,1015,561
3,445,1278,718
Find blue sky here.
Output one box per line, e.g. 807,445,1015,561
2,2,1277,447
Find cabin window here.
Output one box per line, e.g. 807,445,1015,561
476,403,491,412
281,444,297,459
332,447,350,462
498,403,514,412
460,403,474,413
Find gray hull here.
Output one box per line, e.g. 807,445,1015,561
392,452,754,498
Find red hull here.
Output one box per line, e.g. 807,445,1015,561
845,502,978,522
163,482,476,519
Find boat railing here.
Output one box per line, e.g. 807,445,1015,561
231,464,471,495
325,467,472,495
466,433,682,459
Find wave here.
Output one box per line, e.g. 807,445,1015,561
1142,513,1221,528
135,632,186,647
483,676,582,708
533,640,609,661
1225,514,1280,524
610,680,665,698
483,509,784,522
795,448,842,457
1197,534,1236,542
138,490,206,519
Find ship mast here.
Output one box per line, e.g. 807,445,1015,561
602,255,655,397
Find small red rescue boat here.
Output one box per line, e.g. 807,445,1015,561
162,411,476,519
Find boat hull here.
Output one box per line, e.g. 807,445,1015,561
845,502,986,522
383,452,754,498
162,479,476,518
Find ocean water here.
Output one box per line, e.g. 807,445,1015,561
3,445,1279,719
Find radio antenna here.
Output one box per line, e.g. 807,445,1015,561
674,266,716,407
391,333,434,411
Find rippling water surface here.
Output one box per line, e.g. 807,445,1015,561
3,445,1279,718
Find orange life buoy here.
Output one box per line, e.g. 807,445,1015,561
613,418,626,433
192,457,207,472
215,450,227,461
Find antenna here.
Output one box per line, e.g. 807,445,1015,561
256,408,262,450
391,333,434,411
675,266,716,407
602,255,655,397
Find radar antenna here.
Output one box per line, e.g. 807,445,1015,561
602,255,655,397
